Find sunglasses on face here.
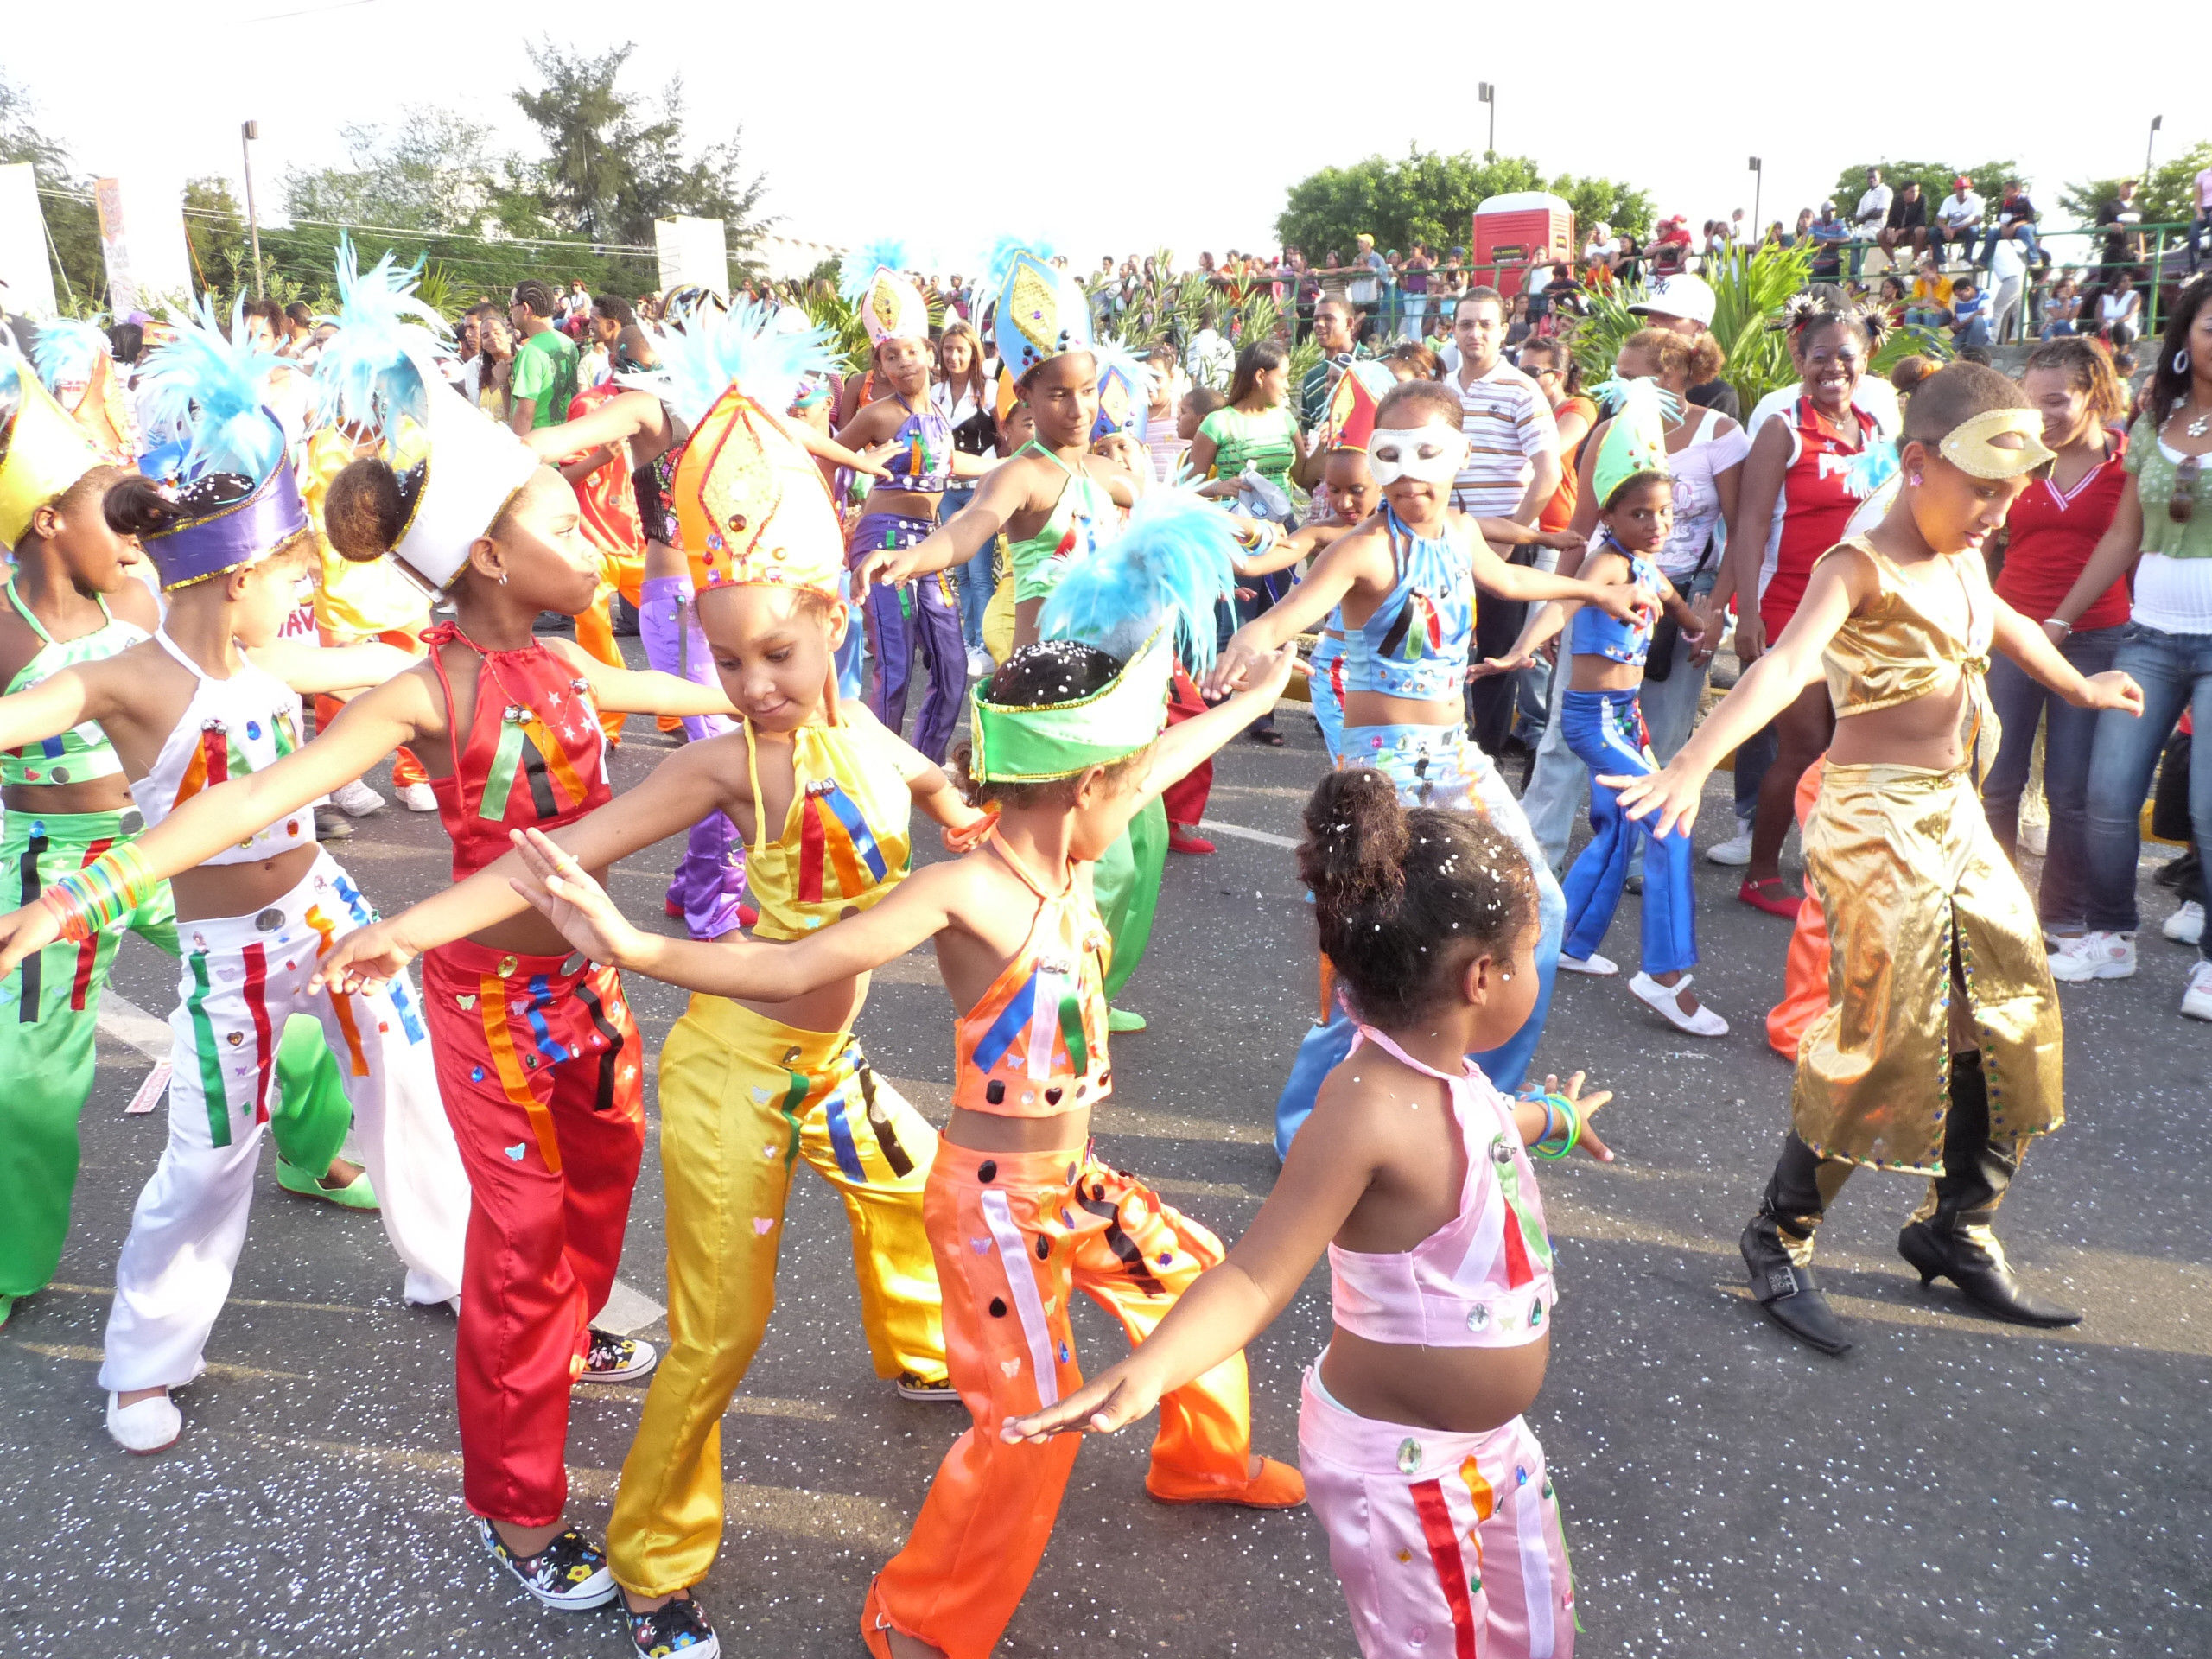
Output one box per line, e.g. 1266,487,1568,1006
2171,454,2201,525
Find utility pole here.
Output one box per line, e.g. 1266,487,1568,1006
2145,113,2163,186
241,119,264,298
1478,83,1495,157
1749,156,1764,244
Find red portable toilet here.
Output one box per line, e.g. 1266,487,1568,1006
1472,190,1574,298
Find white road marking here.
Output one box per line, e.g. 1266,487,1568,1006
96,992,171,1063
1198,818,1299,850
595,1278,666,1335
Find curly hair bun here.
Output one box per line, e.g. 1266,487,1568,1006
322,457,409,562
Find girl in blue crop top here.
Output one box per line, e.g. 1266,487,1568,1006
1491,470,1727,1037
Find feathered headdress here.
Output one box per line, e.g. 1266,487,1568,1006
620,301,837,431
312,234,537,588
982,234,1058,302
970,493,1238,783
1586,376,1677,512
34,315,139,463
991,241,1093,381
1320,360,1394,454
1090,339,1156,442
837,238,929,348
130,296,308,588
29,318,111,397
0,351,107,552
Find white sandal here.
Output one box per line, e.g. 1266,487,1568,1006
106,1390,181,1455
1559,951,1618,976
1630,971,1729,1037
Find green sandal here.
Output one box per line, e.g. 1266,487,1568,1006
276,1158,380,1211
1107,1007,1147,1034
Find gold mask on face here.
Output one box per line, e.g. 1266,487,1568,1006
1936,407,2055,480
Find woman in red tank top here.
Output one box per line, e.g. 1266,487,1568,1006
1721,305,1887,910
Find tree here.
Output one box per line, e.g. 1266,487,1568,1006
513,39,770,276
0,69,103,308
1829,159,2024,221
2061,141,2211,230
1275,147,1654,264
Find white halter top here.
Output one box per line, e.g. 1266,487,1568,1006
129,632,314,864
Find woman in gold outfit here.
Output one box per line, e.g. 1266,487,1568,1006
1610,360,2145,1356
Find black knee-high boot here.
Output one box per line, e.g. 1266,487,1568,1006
1741,1132,1855,1356
1897,1052,2082,1327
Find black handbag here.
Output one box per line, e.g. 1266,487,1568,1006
1641,531,1718,683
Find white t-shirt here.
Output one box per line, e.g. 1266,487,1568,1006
1987,238,2029,285
1936,191,1985,232
1653,406,1752,580
1447,359,1560,518
1855,184,1893,228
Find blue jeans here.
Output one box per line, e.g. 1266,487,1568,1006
2081,621,2212,957
1982,625,2121,930
2189,214,2212,270
939,486,989,652
1980,225,2038,266
1560,689,1698,974
1273,723,1564,1159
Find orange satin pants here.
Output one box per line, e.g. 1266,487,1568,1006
316,626,426,788
865,1140,1254,1659
570,553,674,745
1767,755,1831,1060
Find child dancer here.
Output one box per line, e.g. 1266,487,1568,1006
834,243,995,762
1485,384,1726,1035
0,359,359,1321
1612,364,2144,1355
0,310,469,1451
314,314,964,1659
494,495,1307,1659
1008,768,1614,1659
1209,378,1642,1158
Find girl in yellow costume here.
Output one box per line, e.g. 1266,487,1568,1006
1612,363,2145,1357
318,303,975,1659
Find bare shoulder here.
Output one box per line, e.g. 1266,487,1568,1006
110,580,162,632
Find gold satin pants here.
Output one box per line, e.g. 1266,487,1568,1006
1793,763,2063,1175
607,995,945,1596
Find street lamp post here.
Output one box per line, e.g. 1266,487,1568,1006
1749,156,1764,245
240,119,265,299
1478,83,1495,157
2145,113,2163,186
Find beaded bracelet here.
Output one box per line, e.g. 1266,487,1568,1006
1526,1090,1580,1160
41,842,156,944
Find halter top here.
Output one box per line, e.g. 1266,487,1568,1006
739,713,912,941
2,580,149,789
951,833,1113,1117
880,395,954,493
424,626,613,881
1816,537,1994,732
1337,506,1475,702
1567,543,1661,667
1007,442,1116,603
1762,396,1883,626
1327,1025,1557,1350
130,632,311,863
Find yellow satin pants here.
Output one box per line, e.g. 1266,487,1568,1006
607,994,945,1596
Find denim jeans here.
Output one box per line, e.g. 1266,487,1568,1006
939,486,989,653
2190,214,2212,270
2081,620,2212,957
1958,314,1992,347
1980,226,2037,265
1983,624,2121,930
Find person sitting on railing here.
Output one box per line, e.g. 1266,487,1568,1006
1985,181,2042,270
1809,201,1851,281
1879,181,1934,263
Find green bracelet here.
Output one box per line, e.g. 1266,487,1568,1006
1529,1090,1580,1160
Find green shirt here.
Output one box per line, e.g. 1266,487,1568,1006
1198,404,1300,491
2124,411,2212,560
511,329,580,429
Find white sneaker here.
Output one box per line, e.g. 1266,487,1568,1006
106,1390,181,1455
397,781,438,813
967,647,996,678
329,779,385,817
2183,960,2212,1022
2164,901,2205,947
2047,931,2136,982
1629,970,1729,1037
1559,951,1618,976
2019,821,2049,856
1705,828,1754,867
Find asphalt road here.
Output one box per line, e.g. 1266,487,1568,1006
1,664,2205,1659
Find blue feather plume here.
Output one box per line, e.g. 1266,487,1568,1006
1842,436,1901,500
620,301,836,429
134,296,288,485
837,238,914,305
1037,491,1237,671
314,234,448,432
29,317,111,392
983,234,1056,301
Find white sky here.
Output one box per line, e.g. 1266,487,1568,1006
10,0,2210,269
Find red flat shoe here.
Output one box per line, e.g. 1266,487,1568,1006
664,898,684,919
1738,877,1802,919
1168,824,1215,855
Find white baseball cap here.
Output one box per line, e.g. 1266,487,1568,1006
1629,274,1716,328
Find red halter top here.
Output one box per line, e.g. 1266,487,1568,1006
425,624,613,880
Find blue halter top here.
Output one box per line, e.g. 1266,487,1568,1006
1337,505,1475,702
1567,542,1659,667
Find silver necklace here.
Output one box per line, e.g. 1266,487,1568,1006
2190,403,2212,439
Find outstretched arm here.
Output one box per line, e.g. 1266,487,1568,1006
1204,527,1382,696
246,639,417,696
0,662,110,755
857,461,1030,586
540,636,737,718
1467,533,1652,624
1128,643,1300,800
1992,601,2143,713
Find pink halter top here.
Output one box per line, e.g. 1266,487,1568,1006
1327,1024,1558,1350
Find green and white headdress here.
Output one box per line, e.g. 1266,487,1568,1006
969,493,1236,784
1587,375,1675,510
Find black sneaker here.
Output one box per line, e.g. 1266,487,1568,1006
475,1516,619,1610
895,1370,957,1402
629,1593,721,1657
582,1328,659,1383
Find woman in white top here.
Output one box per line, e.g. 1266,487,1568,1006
932,321,997,672
1513,327,1747,869
2095,279,2142,346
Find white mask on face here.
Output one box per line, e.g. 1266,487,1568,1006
1366,423,1469,486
